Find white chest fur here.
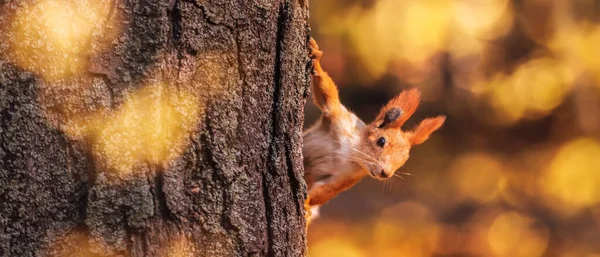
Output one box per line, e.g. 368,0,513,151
303,108,366,188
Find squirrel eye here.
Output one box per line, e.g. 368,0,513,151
376,137,386,148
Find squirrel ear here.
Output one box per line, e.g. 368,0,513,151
374,88,421,128
406,116,446,145
378,107,403,128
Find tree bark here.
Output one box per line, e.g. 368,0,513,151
0,0,309,256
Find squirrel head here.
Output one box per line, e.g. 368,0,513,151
355,88,446,180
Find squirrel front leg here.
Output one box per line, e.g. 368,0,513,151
304,172,364,225
306,180,348,207
304,197,314,226
304,181,340,227
304,180,346,226
309,38,342,118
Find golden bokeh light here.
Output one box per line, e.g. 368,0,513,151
550,24,600,87
309,238,366,257
499,151,548,208
91,84,203,175
40,80,205,176
349,0,452,79
308,220,368,257
308,202,442,257
1,0,598,254
36,78,112,140
316,0,516,82
373,202,440,257
450,153,506,203
452,0,513,39
541,138,600,212
9,0,119,81
306,0,600,255
447,0,513,59
469,58,575,124
488,212,550,257
309,2,364,37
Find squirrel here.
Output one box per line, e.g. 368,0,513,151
303,38,446,224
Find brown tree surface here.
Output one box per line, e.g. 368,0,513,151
0,0,309,256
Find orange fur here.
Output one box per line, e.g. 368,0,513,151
309,38,341,118
406,116,446,145
374,88,421,128
303,38,446,225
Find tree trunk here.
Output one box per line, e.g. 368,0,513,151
0,0,309,256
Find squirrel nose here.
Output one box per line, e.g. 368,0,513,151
380,170,390,178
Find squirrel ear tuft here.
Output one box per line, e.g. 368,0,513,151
374,88,421,128
406,116,446,145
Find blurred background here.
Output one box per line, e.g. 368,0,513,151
305,0,600,256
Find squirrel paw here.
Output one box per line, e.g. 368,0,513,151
309,38,323,75
309,38,323,61
304,197,314,226
304,197,312,219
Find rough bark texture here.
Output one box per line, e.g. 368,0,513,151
0,0,310,256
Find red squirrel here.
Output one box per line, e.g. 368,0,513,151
303,38,446,224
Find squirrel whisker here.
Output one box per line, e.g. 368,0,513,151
348,147,379,163
393,173,406,180
333,139,380,163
